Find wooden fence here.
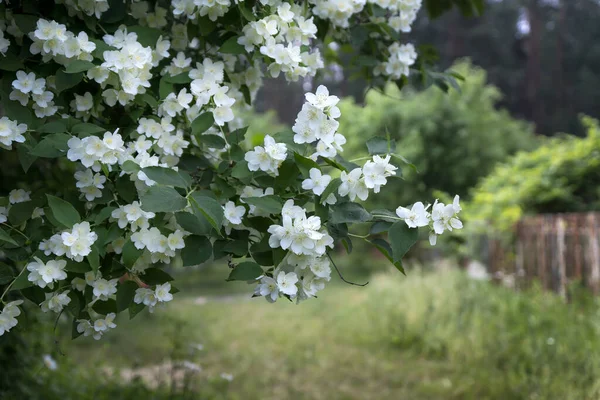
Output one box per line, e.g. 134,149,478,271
487,212,600,297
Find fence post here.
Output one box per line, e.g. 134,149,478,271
557,217,567,298
588,213,600,294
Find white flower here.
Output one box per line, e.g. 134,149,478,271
396,202,430,228
9,189,30,204
92,278,118,300
338,168,369,201
276,271,298,296
301,168,331,196
431,200,463,235
256,276,279,302
223,201,246,226
245,135,287,176
40,291,71,313
134,287,157,309
0,300,23,336
27,258,68,288
167,230,185,251
12,71,37,94
155,282,173,303
305,85,340,114
0,117,27,149
213,106,234,126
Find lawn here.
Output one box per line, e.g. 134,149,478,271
39,264,600,400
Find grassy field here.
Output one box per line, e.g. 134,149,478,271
38,263,600,400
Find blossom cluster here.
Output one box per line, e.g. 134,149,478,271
239,2,323,81
293,85,346,161
0,301,23,336
11,70,58,118
0,116,27,149
134,282,174,313
395,195,464,245
40,222,98,262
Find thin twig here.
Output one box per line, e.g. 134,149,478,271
326,252,369,287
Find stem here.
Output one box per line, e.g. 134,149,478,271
348,233,369,239
371,214,402,221
349,156,371,163
0,265,27,304
1,223,30,241
326,253,369,287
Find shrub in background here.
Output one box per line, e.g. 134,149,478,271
466,116,600,233
339,60,537,209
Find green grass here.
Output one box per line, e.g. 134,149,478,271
41,265,600,400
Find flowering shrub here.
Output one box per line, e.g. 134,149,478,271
0,0,466,340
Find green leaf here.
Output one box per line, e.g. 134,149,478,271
294,152,320,176
29,133,70,158
243,195,283,215
0,263,14,285
8,201,34,226
122,240,143,268
10,268,33,290
0,53,24,71
13,14,38,34
93,299,117,315
159,77,174,100
38,120,67,134
94,206,116,224
0,228,18,246
330,202,372,224
127,25,162,47
87,247,100,273
238,2,256,21
370,221,394,235
175,212,213,236
223,239,249,257
65,260,91,273
228,126,248,145
121,160,140,174
182,236,212,267
71,123,105,135
189,193,224,233
17,143,37,172
240,85,251,106
141,167,192,188
101,0,127,23
116,281,138,313
227,261,263,281
129,302,146,319
370,238,405,274
3,99,33,126
388,221,419,262
191,112,215,135
64,60,96,73
55,70,83,93
366,136,396,155
198,134,226,149
46,195,81,228
321,178,342,200
218,36,245,54
142,268,174,285
140,186,187,213
231,161,253,183
164,72,192,84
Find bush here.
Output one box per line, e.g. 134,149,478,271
466,116,600,232
339,60,537,208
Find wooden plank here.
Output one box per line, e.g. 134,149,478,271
557,217,567,298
